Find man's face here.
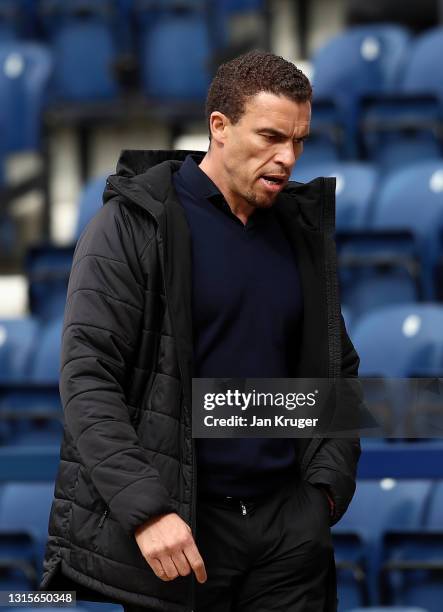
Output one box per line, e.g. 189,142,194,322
216,92,311,210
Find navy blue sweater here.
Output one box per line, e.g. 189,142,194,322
173,154,303,498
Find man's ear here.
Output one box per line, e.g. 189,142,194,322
209,111,230,145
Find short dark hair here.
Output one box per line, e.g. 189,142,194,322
206,50,312,140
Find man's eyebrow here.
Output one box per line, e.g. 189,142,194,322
258,128,310,140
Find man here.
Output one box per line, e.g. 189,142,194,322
40,51,360,611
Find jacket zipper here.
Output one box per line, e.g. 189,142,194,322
301,177,342,474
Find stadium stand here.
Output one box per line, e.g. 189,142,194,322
380,481,443,611
334,159,443,323
0,482,54,590
333,479,433,608
0,315,63,447
0,4,443,610
311,25,411,157
369,160,443,300
361,27,443,172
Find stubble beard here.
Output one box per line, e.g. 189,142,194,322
244,187,277,209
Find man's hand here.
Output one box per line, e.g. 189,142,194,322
134,512,207,583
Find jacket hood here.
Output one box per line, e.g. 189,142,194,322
104,149,336,233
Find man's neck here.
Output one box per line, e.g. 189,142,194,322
198,153,254,225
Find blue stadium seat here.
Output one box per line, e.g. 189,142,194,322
0,482,54,589
312,25,410,156
352,304,443,378
337,160,443,319
333,479,432,608
361,27,443,170
140,13,211,100
29,316,63,385
25,243,74,321
40,1,118,101
350,304,443,439
370,160,443,299
402,27,443,99
291,161,378,230
0,317,63,446
294,134,341,168
75,174,107,240
0,42,52,153
340,269,418,328
363,129,441,175
0,318,40,383
381,481,443,610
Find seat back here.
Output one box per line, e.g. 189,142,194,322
0,318,40,383
74,175,107,240
292,161,378,230
402,26,443,99
140,13,211,99
29,316,64,385
0,42,52,153
313,25,410,101
351,304,443,377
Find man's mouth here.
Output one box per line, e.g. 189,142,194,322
259,174,288,191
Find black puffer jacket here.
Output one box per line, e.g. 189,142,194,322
40,150,361,612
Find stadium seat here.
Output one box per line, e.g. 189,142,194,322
0,316,63,446
352,304,443,378
312,25,410,156
402,27,443,99
294,133,341,168
350,304,443,439
140,13,211,100
333,479,432,608
0,42,52,153
74,174,107,240
0,318,40,383
381,481,443,610
361,27,443,170
0,482,54,589
40,0,118,101
369,160,443,299
29,316,63,385
291,161,378,230
25,243,74,321
337,160,443,320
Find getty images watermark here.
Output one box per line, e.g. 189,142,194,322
192,378,443,438
202,388,320,429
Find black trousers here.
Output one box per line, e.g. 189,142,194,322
124,478,336,612
194,478,335,611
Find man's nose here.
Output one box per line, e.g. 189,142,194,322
274,143,297,170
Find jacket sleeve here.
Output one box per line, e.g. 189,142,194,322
60,200,176,536
305,313,362,525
